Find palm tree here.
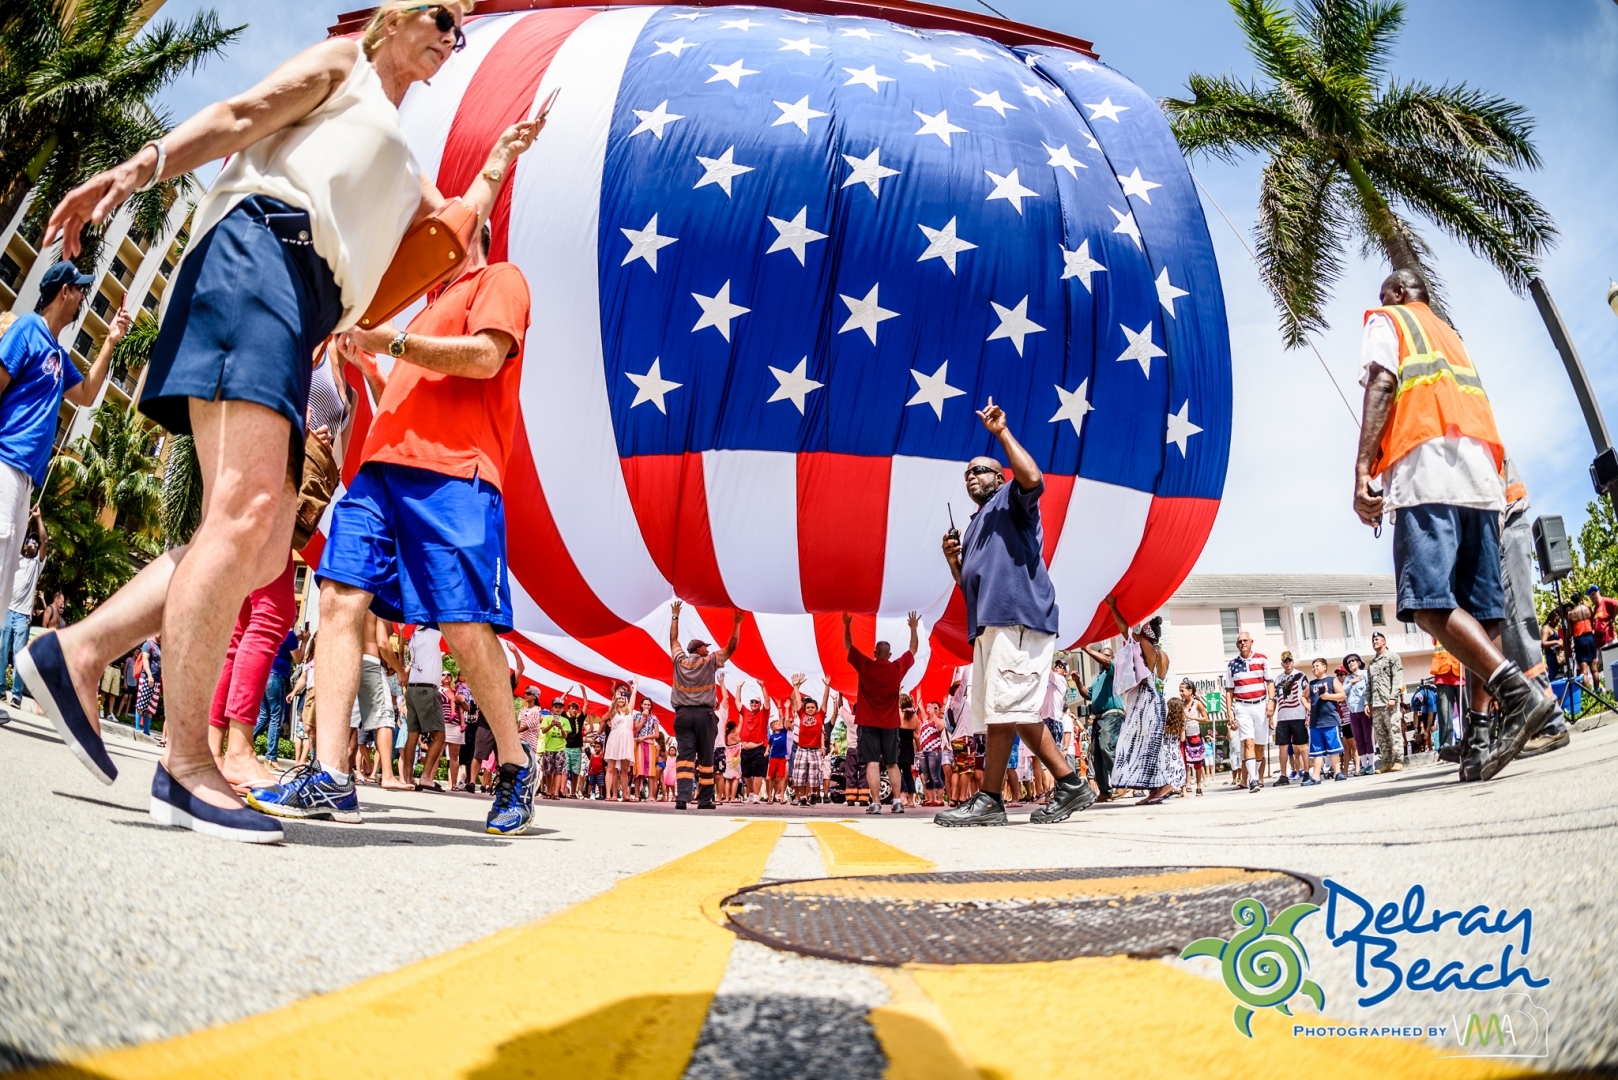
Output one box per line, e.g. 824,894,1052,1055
1163,0,1556,346
0,0,241,259
60,399,163,535
160,433,203,548
34,472,137,622
109,309,158,385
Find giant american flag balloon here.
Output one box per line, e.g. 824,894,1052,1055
315,1,1232,712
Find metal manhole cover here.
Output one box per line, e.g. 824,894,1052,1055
721,866,1321,966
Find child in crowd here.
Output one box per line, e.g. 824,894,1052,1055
587,744,606,799
722,719,741,803
766,713,790,804
1165,697,1191,795
1177,697,1205,796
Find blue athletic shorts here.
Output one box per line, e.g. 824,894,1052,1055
143,196,342,477
317,462,513,632
1392,503,1504,625
1308,724,1344,758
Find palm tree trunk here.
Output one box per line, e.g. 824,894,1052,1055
1342,155,1424,277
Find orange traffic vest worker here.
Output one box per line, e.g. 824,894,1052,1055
1352,269,1556,785
1366,301,1504,483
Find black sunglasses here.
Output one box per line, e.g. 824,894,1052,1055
410,5,467,51
965,464,999,478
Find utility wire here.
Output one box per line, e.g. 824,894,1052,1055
1190,170,1360,426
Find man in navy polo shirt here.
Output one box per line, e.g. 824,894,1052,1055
935,398,1095,827
1,263,125,731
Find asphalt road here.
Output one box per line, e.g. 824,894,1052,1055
3,703,1613,1075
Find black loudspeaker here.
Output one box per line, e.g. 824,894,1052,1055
1533,515,1573,584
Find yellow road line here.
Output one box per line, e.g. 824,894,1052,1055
806,821,935,877
29,822,784,1080
911,957,1521,1080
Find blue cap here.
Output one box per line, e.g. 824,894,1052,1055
1587,585,1600,595
39,260,95,300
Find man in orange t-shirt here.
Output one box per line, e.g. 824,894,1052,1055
250,223,537,837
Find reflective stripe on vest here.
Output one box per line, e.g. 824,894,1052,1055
1368,302,1504,479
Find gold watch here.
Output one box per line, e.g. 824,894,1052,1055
482,165,504,183
388,330,408,358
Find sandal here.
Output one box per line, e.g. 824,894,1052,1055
1140,793,1168,805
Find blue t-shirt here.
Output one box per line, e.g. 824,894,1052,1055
270,630,299,679
1088,665,1122,715
767,727,789,759
0,313,81,487
958,478,1058,643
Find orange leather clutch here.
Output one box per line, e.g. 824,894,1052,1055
356,198,478,329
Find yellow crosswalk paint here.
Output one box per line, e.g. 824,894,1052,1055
806,821,935,877
27,822,784,1080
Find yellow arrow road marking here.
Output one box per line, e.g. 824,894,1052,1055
26,821,784,1080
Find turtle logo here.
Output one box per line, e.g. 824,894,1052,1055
1182,898,1324,1036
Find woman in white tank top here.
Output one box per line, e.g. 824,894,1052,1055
32,2,548,843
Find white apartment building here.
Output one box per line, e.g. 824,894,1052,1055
1156,574,1437,699
1,192,192,452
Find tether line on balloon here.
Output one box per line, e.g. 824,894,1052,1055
970,0,1012,21
1190,170,1360,426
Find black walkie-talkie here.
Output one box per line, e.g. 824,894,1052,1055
946,505,959,543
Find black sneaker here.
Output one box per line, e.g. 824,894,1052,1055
934,792,1008,827
674,800,687,810
1480,662,1561,781
1030,779,1096,824
1273,775,1290,787
1437,745,1461,764
1248,779,1261,793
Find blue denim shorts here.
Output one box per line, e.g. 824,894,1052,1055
1392,503,1504,624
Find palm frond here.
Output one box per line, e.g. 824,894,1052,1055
1303,0,1403,83
1361,148,1553,292
161,434,203,548
1254,148,1349,347
1163,75,1304,162
1369,81,1542,169
1230,0,1313,88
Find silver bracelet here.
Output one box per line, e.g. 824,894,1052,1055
133,140,166,193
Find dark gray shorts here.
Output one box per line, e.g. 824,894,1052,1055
1393,503,1503,624
404,684,444,734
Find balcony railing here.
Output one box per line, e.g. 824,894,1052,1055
1295,632,1432,658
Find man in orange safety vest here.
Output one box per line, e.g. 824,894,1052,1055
1353,269,1557,783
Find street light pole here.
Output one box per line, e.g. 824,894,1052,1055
1528,277,1618,500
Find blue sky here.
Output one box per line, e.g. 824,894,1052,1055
154,0,1618,576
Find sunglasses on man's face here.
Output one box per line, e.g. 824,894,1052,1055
411,5,467,51
965,464,999,478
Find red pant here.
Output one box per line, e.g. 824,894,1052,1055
208,555,298,728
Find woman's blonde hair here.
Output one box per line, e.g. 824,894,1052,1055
362,0,476,58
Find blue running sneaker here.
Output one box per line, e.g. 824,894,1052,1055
246,762,361,823
487,744,539,835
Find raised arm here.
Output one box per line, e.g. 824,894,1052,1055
907,611,920,657
46,39,361,258
29,508,46,563
65,300,130,407
789,673,805,717
668,600,683,659
842,612,855,655
717,609,744,666
977,397,1041,491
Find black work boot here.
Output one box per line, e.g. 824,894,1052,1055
1031,774,1097,824
1458,710,1492,782
934,791,1008,827
1480,661,1560,781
